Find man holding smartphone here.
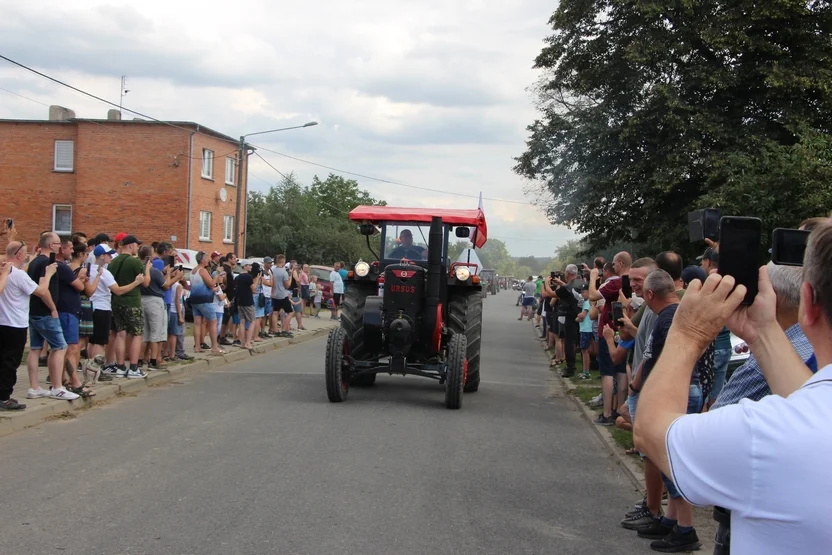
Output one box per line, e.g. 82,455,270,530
551,264,585,378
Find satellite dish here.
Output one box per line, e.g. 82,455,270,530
218,188,228,202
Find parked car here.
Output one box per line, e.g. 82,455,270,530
308,265,335,303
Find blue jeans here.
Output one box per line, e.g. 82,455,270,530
710,348,732,401
29,315,68,351
662,384,703,498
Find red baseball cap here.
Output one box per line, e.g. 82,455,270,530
211,251,221,258
114,232,128,242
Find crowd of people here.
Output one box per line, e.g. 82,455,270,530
525,216,829,553
0,220,347,412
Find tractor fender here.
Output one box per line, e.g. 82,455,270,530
363,295,384,353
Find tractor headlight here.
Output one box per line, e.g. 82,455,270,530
355,261,370,277
455,266,471,281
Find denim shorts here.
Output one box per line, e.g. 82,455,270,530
710,348,732,401
29,314,68,351
191,302,217,321
662,384,703,498
292,297,302,313
598,334,626,377
167,312,182,337
58,312,80,345
579,331,593,351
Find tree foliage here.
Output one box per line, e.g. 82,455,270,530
246,173,385,264
515,0,832,256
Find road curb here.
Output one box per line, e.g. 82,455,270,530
534,326,645,493
0,323,338,439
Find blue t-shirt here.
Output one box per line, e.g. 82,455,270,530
579,300,593,333
152,258,174,304
338,268,348,291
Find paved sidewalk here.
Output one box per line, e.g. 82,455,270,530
1,315,340,437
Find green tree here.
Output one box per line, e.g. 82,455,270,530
245,173,385,264
515,0,832,256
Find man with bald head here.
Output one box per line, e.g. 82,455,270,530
589,251,632,425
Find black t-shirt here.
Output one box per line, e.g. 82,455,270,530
289,273,299,297
235,273,255,307
55,262,81,315
556,278,584,318
27,255,59,317
222,263,236,300
641,303,705,387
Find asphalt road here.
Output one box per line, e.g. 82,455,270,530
0,289,651,555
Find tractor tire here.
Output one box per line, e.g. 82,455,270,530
444,333,467,409
325,327,350,403
340,283,379,387
448,289,483,393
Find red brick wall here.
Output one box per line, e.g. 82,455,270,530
75,122,189,247
188,133,246,255
0,120,247,254
0,122,78,245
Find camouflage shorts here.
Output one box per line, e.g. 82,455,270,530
112,304,144,336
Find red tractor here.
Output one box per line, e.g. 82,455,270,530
325,206,487,409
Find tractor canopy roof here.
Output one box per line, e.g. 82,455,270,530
349,206,487,248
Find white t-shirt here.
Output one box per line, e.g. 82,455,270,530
169,282,181,314
213,288,225,313
0,267,38,328
330,270,344,294
89,265,117,312
666,364,832,554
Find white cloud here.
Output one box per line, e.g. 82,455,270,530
0,0,577,256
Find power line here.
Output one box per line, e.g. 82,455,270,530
253,151,288,180
0,86,50,107
250,143,534,206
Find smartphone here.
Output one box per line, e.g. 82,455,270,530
718,216,762,305
165,255,175,267
621,275,632,298
611,302,625,327
550,271,556,279
49,252,56,264
144,256,151,265
771,228,810,267
85,262,91,274
688,208,721,243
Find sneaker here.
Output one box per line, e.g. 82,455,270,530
589,394,603,407
638,518,675,540
0,398,26,411
627,497,647,515
232,340,241,346
175,354,194,361
200,342,210,350
104,365,127,377
50,387,80,401
27,387,50,399
579,372,592,380
126,368,147,379
219,338,232,346
594,414,615,426
620,505,655,530
149,359,168,370
649,525,701,552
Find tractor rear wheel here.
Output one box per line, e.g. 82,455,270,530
444,333,467,409
448,289,483,392
341,283,379,387
325,327,350,403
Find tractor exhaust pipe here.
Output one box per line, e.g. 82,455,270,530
424,216,443,352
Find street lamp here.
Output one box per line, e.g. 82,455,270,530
234,121,318,256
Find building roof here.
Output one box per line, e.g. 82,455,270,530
349,206,488,248
0,118,239,145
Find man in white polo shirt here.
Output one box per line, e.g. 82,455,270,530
0,241,58,410
635,219,832,554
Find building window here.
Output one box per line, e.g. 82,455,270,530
202,149,214,179
224,215,234,243
54,140,74,172
225,157,235,186
199,211,212,241
53,205,72,235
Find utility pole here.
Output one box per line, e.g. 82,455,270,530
235,136,246,257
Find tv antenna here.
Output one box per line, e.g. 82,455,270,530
119,75,130,117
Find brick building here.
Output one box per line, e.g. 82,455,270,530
0,106,249,255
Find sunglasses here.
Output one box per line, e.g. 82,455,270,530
13,242,25,256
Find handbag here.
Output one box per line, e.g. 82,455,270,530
257,292,266,308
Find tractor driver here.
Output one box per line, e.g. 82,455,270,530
388,229,427,260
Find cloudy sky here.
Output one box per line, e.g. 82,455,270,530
0,0,577,257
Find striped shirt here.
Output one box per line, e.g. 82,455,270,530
712,323,815,409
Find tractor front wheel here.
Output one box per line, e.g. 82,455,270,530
445,333,467,410
448,290,483,393
325,327,350,403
